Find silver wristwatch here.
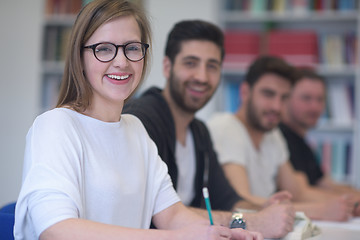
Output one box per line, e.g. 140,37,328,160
229,212,246,229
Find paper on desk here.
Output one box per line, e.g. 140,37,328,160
281,212,321,240
312,217,360,231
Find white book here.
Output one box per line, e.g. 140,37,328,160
327,82,352,126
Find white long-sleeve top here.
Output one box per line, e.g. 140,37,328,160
14,108,180,240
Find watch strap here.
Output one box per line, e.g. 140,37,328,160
229,212,246,229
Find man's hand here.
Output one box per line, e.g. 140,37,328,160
245,201,295,239
263,191,293,208
230,228,263,240
347,194,360,216
173,222,263,240
320,194,354,221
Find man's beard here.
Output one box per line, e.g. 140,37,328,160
293,113,318,130
246,97,278,132
168,69,211,114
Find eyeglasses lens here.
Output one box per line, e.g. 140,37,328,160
94,43,145,62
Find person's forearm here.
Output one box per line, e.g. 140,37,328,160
233,200,261,211
189,204,261,229
227,187,268,208
40,203,211,240
293,201,350,222
40,218,177,240
331,184,358,194
294,186,338,203
188,207,231,226
154,202,207,230
240,194,268,208
318,177,360,195
293,202,324,221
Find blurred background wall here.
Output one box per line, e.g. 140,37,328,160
0,0,43,207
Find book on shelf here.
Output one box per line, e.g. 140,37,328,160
224,0,245,11
320,31,356,67
224,30,320,69
309,138,353,183
249,0,267,15
223,29,357,71
292,0,309,14
272,0,287,13
42,74,62,112
82,0,96,6
224,31,261,70
223,80,242,113
43,26,58,61
45,0,83,15
344,32,357,65
43,26,72,62
57,27,72,61
223,0,359,12
331,139,347,182
321,141,332,176
265,30,318,67
326,82,354,126
337,0,358,11
345,143,353,176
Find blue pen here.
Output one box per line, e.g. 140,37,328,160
202,187,214,225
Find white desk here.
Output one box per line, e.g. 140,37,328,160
264,217,360,240
310,218,360,240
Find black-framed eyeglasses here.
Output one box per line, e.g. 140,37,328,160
83,42,149,62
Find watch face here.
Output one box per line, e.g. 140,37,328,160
230,219,246,229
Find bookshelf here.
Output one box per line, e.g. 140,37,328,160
216,0,360,187
41,0,82,112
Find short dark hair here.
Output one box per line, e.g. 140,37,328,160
245,55,298,88
164,19,225,63
297,67,326,85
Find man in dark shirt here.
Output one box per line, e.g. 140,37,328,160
279,122,324,186
124,20,295,238
281,68,360,215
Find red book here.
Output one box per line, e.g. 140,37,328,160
224,31,260,69
265,30,318,66
45,0,54,15
314,0,323,11
322,142,332,175
70,0,83,14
